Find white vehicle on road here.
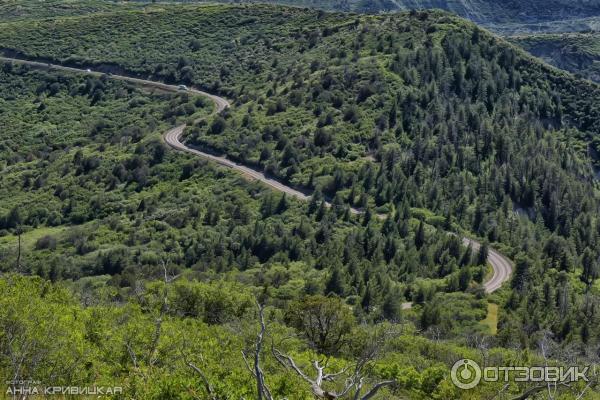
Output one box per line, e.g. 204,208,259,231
178,84,188,91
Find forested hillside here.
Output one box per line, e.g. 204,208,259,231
0,39,506,400
1,62,490,323
0,56,507,398
1,3,600,398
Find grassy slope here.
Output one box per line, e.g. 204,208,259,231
480,302,498,334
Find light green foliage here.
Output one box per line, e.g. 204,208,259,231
0,275,88,385
285,295,355,355
3,274,594,399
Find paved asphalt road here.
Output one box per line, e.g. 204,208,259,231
0,56,513,309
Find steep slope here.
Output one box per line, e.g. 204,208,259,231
2,6,600,239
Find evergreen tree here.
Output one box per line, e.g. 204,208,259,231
477,242,489,266
415,220,425,249
325,267,345,296
581,247,599,287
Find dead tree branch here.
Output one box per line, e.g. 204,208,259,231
242,302,273,400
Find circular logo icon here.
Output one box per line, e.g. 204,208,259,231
451,359,482,389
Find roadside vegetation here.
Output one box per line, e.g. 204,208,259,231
0,63,491,322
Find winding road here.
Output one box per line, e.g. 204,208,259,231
165,125,311,201
0,55,513,305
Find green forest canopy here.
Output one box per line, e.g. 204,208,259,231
1,3,600,398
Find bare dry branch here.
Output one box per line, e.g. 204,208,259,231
187,361,217,400
243,302,273,400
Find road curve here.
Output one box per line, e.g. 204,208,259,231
0,56,231,111
0,55,512,303
462,238,512,294
165,125,311,200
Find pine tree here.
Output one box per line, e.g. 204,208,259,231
388,100,397,128
261,194,276,218
477,242,489,266
581,247,599,287
458,267,472,291
315,200,327,221
308,188,323,214
512,254,531,291
415,220,425,249
276,193,288,214
382,292,402,321
325,267,345,296
362,207,373,226
6,206,22,229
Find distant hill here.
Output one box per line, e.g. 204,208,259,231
215,0,600,73
0,0,141,20
512,33,600,82
6,0,599,34
226,0,600,26
367,0,600,23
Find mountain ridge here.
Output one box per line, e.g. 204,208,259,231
222,0,600,25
